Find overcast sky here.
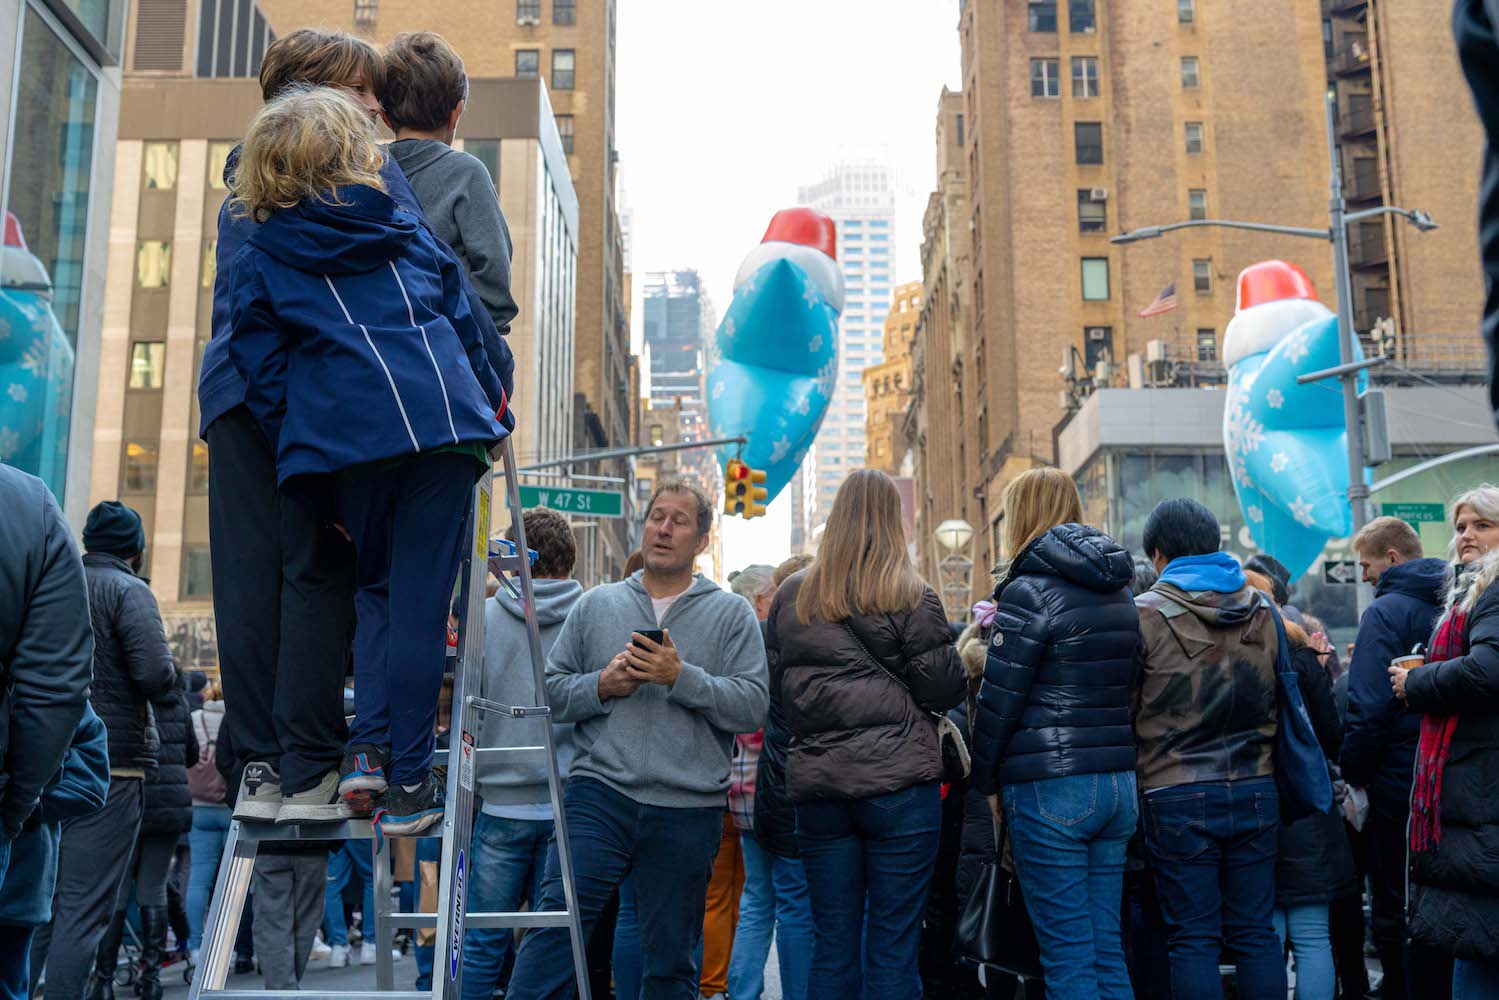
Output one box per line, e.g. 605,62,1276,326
616,1,963,574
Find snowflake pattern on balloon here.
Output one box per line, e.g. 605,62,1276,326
803,282,822,309
1270,451,1289,474
6,384,25,403
0,427,17,460
1247,505,1264,524
721,317,737,341
1284,331,1310,364
20,342,49,378
1290,495,1316,527
1266,388,1284,410
769,436,792,463
711,380,726,400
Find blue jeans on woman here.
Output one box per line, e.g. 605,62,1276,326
1002,770,1138,1000
1274,903,1334,1000
187,803,232,950
795,782,941,1000
322,842,376,947
460,814,552,1000
1454,958,1499,999
727,831,813,1000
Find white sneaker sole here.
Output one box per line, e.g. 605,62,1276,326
233,798,282,822
276,799,356,824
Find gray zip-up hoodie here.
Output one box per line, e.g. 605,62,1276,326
477,577,584,819
545,572,769,809
387,138,518,336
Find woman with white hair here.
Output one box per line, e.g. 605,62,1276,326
1388,484,1499,994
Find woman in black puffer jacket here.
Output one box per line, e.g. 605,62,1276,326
767,469,966,1000
969,467,1139,1000
88,673,198,1000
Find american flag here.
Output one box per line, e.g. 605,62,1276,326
1138,281,1178,318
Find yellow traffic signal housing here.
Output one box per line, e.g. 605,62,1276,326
724,458,750,516
744,466,769,519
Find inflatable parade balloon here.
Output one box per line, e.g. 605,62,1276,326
0,212,75,499
1223,260,1365,583
707,208,842,502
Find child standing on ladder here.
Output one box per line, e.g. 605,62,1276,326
223,85,510,836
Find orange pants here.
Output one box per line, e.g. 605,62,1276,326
699,812,745,995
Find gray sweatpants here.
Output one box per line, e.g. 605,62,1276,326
252,851,328,989
31,777,144,1000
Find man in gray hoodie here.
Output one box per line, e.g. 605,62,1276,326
506,479,769,1000
462,508,583,1000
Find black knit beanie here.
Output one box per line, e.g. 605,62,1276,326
83,501,146,560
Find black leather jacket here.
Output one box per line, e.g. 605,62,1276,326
971,524,1139,793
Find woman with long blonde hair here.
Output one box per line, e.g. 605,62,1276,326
765,469,965,999
970,466,1140,1000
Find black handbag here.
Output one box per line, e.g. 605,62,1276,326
954,817,1043,980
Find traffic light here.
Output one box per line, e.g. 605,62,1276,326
724,459,768,519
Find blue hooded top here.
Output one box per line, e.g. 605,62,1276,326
224,183,509,488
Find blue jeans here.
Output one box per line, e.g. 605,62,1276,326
187,803,232,950
1455,958,1499,999
1274,903,1333,1000
0,925,32,1000
411,838,441,990
505,777,723,1000
1143,777,1286,1000
1002,770,1138,1000
612,876,641,1000
461,814,552,1000
322,841,376,947
727,831,812,1000
795,782,941,1000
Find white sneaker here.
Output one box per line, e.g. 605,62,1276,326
310,935,332,961
329,943,351,969
360,942,379,966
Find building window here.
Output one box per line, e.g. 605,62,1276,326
1178,0,1195,22
1075,122,1103,164
1185,121,1204,154
183,545,213,599
1193,258,1213,294
1081,258,1110,300
552,49,575,90
1181,56,1200,89
556,114,575,154
1072,56,1099,98
515,49,539,78
1031,58,1060,98
137,242,171,288
353,0,378,30
201,241,217,289
143,143,178,190
1188,188,1207,220
553,0,576,24
1028,0,1057,32
466,140,500,187
129,342,166,390
208,141,235,190
1069,0,1096,32
1077,189,1106,232
124,442,158,493
190,441,209,493
1196,328,1218,361
516,0,540,20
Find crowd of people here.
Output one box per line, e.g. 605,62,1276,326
1,16,1498,1000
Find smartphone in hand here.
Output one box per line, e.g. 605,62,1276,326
632,628,665,648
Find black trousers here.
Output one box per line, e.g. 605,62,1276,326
1368,793,1453,1000
206,405,355,793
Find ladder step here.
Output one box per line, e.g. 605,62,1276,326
380,910,577,930
197,993,431,1000
234,820,441,842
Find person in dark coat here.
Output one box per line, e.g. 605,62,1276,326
0,466,94,998
751,554,815,861
970,468,1139,1000
767,470,965,999
89,675,199,1000
1342,515,1452,998
1390,487,1499,992
32,501,180,1000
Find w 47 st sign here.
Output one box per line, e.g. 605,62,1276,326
516,485,624,518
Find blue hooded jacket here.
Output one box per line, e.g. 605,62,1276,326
198,148,515,439
224,184,509,488
1340,556,1450,802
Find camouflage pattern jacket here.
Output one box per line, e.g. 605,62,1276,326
1133,582,1280,792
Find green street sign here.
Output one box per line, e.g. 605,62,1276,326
1379,502,1447,526
517,484,624,518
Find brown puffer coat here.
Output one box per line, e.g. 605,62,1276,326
766,572,966,803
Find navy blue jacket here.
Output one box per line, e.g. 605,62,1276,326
224,184,509,488
971,524,1139,793
1340,557,1449,802
199,148,515,438
0,705,109,926
0,465,93,840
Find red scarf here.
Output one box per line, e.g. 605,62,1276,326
1409,606,1467,853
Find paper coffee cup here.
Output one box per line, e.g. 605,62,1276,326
1392,654,1425,670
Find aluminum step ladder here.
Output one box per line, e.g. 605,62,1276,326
189,438,592,1000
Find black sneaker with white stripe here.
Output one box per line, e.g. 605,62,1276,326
373,771,445,837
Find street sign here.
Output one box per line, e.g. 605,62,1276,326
1379,502,1446,526
516,484,624,518
1324,560,1359,585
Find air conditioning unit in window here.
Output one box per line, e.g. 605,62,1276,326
1086,326,1110,342
1146,339,1168,363
1089,187,1109,201
516,15,540,26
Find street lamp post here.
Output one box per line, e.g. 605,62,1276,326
934,519,976,621
1111,91,1437,548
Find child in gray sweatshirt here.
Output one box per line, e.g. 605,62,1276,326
380,32,518,338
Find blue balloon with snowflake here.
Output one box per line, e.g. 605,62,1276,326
707,208,843,502
1223,260,1365,583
